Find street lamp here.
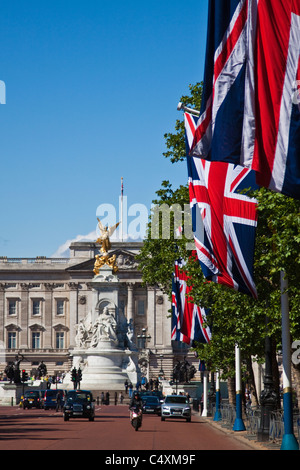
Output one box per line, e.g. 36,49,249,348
137,328,151,349
159,354,164,378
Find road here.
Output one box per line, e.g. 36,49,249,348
0,405,256,452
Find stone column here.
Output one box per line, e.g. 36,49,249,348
68,282,79,348
20,284,29,349
147,285,156,348
0,284,5,343
127,283,134,323
44,283,53,348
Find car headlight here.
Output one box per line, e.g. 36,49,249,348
86,405,91,409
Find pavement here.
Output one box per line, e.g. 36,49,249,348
195,413,279,451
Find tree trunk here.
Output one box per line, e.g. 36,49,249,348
271,338,281,409
227,376,236,405
246,356,259,407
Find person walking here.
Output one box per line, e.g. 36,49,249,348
56,391,63,412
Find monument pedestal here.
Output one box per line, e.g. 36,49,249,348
64,264,138,391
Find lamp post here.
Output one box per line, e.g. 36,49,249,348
137,328,151,349
159,354,164,378
257,317,278,442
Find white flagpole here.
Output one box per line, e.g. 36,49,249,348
202,371,208,417
280,271,299,450
214,371,222,421
121,177,123,242
233,344,246,431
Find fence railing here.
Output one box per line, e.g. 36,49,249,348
211,402,299,448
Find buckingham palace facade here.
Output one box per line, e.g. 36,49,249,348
0,241,192,382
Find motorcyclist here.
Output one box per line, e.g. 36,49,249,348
129,391,143,410
129,391,143,430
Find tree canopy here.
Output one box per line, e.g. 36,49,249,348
137,82,300,382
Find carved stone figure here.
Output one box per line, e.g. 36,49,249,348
91,307,118,347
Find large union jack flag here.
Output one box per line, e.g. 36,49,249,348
191,0,300,200
172,257,212,346
185,112,258,299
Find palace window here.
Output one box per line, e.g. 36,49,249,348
56,300,64,316
56,332,64,349
8,332,16,349
8,300,17,316
137,299,146,316
32,300,41,316
32,332,41,349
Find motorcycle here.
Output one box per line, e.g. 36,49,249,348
130,406,142,431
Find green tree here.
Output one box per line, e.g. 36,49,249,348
138,82,300,405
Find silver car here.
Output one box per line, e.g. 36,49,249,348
161,395,191,422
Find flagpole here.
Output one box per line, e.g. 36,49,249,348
177,102,200,116
202,370,208,417
120,177,123,242
213,371,222,421
280,271,299,450
233,344,246,431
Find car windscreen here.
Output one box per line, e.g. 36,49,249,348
24,391,39,397
66,392,92,402
45,390,63,397
165,396,188,404
144,398,159,404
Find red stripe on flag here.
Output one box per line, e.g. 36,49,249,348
253,0,292,186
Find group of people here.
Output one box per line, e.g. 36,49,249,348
124,377,160,397
100,391,125,405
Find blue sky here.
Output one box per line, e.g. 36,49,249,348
0,0,208,258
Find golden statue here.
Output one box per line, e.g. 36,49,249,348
93,218,120,275
96,218,120,254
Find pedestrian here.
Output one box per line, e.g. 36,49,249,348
105,391,110,405
119,392,124,404
114,392,118,405
56,391,63,412
101,391,105,405
124,380,128,394
128,383,133,398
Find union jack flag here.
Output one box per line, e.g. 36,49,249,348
171,257,212,346
185,112,258,299
191,0,300,200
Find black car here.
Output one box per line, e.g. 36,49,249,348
140,390,164,403
142,396,161,415
23,390,44,409
63,390,95,421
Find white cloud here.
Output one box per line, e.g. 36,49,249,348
50,230,97,258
